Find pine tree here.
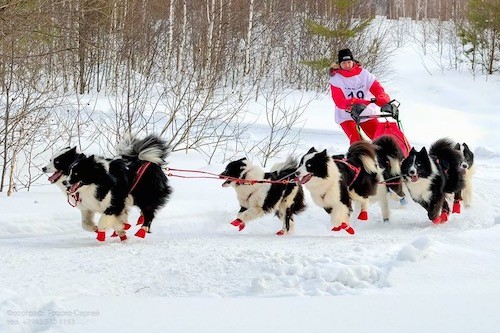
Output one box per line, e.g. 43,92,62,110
459,0,499,74
301,0,372,71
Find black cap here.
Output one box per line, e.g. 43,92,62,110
338,48,354,63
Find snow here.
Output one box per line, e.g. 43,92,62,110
1,44,500,333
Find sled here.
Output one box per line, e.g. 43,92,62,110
350,100,412,157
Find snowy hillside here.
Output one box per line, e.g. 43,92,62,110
1,46,500,333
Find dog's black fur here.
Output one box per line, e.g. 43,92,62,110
297,141,379,234
372,135,406,222
64,134,172,240
401,138,465,223
220,157,306,235
454,142,475,210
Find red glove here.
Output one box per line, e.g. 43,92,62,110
374,93,390,107
346,98,369,111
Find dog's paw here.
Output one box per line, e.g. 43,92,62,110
96,231,106,242
135,228,147,238
431,216,442,224
358,211,368,221
332,222,355,234
230,219,245,231
440,211,449,222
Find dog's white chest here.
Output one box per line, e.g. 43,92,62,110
406,178,433,202
76,185,112,213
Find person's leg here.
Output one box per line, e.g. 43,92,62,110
340,120,361,144
359,119,379,139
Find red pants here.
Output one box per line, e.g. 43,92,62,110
340,119,379,144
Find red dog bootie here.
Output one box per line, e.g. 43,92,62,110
230,219,245,231
135,228,147,238
136,215,145,225
332,222,355,234
440,211,449,222
96,231,106,242
276,230,285,236
452,200,461,214
344,225,355,234
358,211,368,221
432,216,442,224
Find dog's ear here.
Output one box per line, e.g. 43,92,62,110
419,147,428,155
307,147,317,154
454,142,460,150
463,143,469,151
237,157,246,162
320,149,327,156
409,147,416,155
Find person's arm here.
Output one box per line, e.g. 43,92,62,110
369,80,391,107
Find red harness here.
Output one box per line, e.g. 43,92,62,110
66,161,152,208
334,159,361,188
129,162,151,193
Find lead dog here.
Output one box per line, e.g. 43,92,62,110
297,141,379,234
63,134,172,241
42,147,99,232
220,157,306,235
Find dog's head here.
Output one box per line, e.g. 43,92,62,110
220,158,252,187
63,155,106,193
455,142,474,171
42,147,84,184
297,147,330,184
401,147,436,183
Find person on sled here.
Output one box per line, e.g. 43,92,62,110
329,48,391,144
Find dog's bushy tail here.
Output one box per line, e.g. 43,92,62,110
346,141,378,174
429,138,461,163
270,156,298,180
117,134,170,165
373,135,404,162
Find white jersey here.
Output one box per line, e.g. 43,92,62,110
329,68,380,124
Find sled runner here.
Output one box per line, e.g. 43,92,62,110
350,100,411,157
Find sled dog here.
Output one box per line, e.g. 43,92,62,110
220,157,306,235
401,138,465,224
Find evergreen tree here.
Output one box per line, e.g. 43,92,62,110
301,0,372,71
459,0,499,74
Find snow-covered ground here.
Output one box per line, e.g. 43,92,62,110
1,46,500,333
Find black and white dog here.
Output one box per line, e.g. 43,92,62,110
453,142,475,212
401,138,465,224
297,141,379,234
220,157,306,235
63,135,172,241
42,147,98,232
372,135,406,222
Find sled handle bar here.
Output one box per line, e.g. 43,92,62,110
350,99,400,124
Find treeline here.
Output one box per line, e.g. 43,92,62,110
0,0,498,194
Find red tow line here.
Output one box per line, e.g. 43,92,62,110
165,167,297,185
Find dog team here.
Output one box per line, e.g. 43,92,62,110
43,134,474,241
